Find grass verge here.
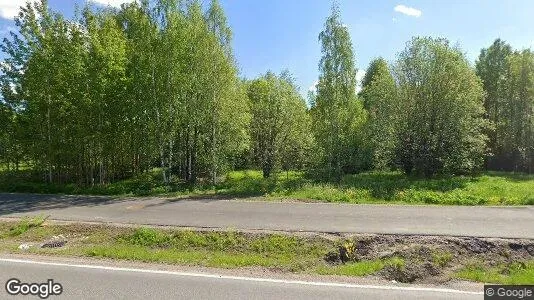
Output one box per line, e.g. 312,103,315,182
2,169,534,205
456,262,534,285
316,257,405,277
1,220,533,285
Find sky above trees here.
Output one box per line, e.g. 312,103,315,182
0,0,533,97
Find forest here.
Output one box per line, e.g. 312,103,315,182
0,0,533,195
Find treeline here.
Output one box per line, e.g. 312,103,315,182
358,37,534,177
0,2,533,185
0,0,250,185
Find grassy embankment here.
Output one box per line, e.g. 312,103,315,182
0,218,533,284
0,217,401,276
2,169,534,205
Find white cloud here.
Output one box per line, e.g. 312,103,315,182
0,1,38,20
0,0,135,20
356,70,365,93
308,80,319,93
394,4,422,17
89,0,135,8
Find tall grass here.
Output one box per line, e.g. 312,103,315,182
1,168,534,205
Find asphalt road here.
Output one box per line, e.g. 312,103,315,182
0,258,482,300
1,193,533,238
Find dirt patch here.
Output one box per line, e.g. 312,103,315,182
325,234,534,283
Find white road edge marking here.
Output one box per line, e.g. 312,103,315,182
0,258,482,295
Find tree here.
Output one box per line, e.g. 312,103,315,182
475,39,513,170
173,0,249,184
311,3,366,180
501,50,534,172
0,0,249,185
360,58,399,170
0,99,14,169
204,0,250,184
0,40,24,171
118,1,160,179
6,0,90,183
476,40,534,173
247,72,312,178
394,37,488,176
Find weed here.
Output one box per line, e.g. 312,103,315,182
7,216,47,237
432,251,453,267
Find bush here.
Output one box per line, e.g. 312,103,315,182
121,228,170,247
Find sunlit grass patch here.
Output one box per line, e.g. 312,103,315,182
456,261,534,284
5,215,47,237
84,227,329,271
316,257,405,276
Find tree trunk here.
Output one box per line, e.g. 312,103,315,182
211,94,217,186
47,94,53,184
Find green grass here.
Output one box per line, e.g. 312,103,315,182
0,222,405,275
1,221,533,284
317,257,405,276
0,224,330,272
120,227,322,255
0,168,185,196
1,216,47,238
86,245,281,268
2,168,534,205
232,170,534,205
456,262,534,284
0,223,401,275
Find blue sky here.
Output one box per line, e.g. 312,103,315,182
1,0,533,96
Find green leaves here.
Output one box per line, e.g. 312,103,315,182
0,0,248,185
477,40,534,173
312,3,366,180
394,37,487,176
360,58,398,170
2,1,533,186
247,72,312,178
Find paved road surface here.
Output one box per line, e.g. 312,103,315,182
1,193,533,238
0,258,482,300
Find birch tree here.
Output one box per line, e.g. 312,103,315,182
311,3,366,180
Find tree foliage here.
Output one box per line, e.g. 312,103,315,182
476,40,534,172
360,58,398,170
394,37,488,176
2,2,534,189
247,72,313,178
311,4,366,180
0,0,248,184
